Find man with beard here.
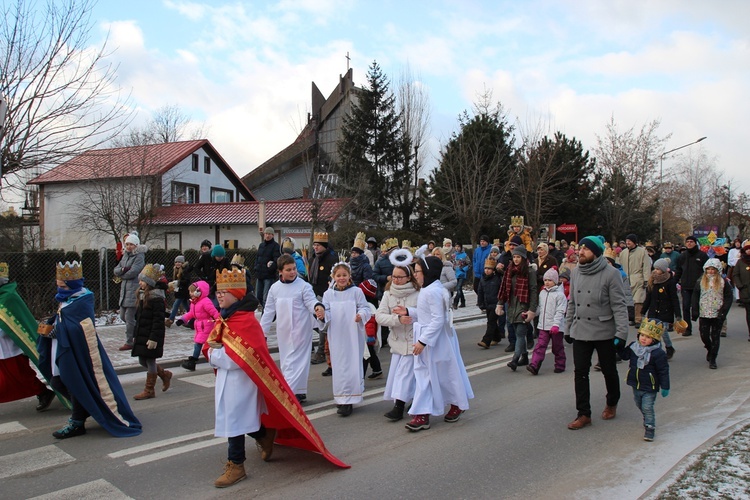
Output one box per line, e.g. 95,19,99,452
565,236,629,431
674,235,709,337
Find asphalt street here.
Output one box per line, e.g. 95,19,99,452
2,295,750,499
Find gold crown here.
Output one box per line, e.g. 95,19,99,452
484,258,497,268
638,319,664,341
384,237,399,250
493,239,501,246
353,231,366,250
230,254,245,267
603,248,617,261
139,264,162,285
313,232,328,243
216,268,246,290
56,261,83,281
402,240,411,249
510,215,524,227
0,262,8,279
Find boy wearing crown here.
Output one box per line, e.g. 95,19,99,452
205,267,348,488
38,261,142,439
618,319,670,441
0,262,58,410
506,215,533,253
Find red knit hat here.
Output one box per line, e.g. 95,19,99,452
359,279,377,298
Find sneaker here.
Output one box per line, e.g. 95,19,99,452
367,371,383,380
405,414,430,431
118,344,133,351
567,415,592,430
644,426,655,441
321,367,332,376
477,341,490,349
444,405,464,423
526,364,538,375
52,419,86,439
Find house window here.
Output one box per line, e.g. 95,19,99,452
204,157,211,174
192,154,199,172
211,188,233,203
172,182,199,204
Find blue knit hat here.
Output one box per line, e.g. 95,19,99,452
210,245,226,258
579,235,605,257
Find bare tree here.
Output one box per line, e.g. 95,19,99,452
0,0,132,200
111,104,208,147
668,149,722,234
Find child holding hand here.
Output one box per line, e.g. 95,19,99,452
528,268,567,375
176,281,219,371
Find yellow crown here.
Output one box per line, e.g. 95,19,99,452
230,254,245,267
0,262,8,279
384,237,399,251
638,319,664,341
56,261,82,281
402,240,411,249
484,258,497,268
216,268,246,290
603,248,617,261
493,239,501,246
510,215,524,227
139,264,162,285
353,231,367,250
313,232,328,244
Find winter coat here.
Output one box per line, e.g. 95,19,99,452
536,285,567,332
453,251,470,279
691,276,733,321
375,282,419,356
308,248,338,297
620,246,652,303
659,250,680,273
195,252,230,289
506,268,539,324
535,255,558,293
473,245,492,279
293,252,308,280
172,263,193,300
440,260,457,292
565,255,629,342
181,281,220,344
674,247,709,290
476,272,501,309
619,342,670,392
732,255,750,304
372,253,395,300
114,245,147,308
349,253,373,286
255,238,281,280
132,289,166,359
641,275,681,324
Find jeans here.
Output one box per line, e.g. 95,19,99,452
192,342,203,359
506,303,516,344
633,388,657,429
169,298,189,321
227,426,266,464
454,277,466,305
513,322,529,361
120,306,136,345
255,278,276,308
573,338,620,418
680,288,697,333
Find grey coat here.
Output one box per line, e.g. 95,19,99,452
565,256,629,342
114,245,146,308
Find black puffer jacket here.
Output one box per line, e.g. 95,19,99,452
132,290,166,359
254,238,281,280
674,247,708,290
477,272,501,309
641,276,681,323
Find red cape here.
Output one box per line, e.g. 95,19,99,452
204,309,349,469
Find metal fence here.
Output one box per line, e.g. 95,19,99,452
0,247,259,320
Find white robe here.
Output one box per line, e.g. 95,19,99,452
407,281,472,416
208,347,266,438
322,286,371,405
260,277,319,395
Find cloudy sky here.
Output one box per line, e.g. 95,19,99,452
91,0,750,193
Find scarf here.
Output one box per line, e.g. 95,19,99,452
630,341,660,369
651,272,670,287
741,253,750,265
498,262,530,304
309,249,325,285
578,255,608,275
55,279,85,303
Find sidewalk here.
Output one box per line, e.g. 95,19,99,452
99,289,483,374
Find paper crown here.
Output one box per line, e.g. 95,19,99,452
603,247,617,261
313,232,328,243
0,262,8,279
216,268,246,290
493,239,501,246
510,215,524,227
230,254,245,267
383,237,399,251
139,264,162,286
353,232,366,251
484,258,497,268
56,261,82,281
638,319,664,341
281,238,295,251
402,240,411,249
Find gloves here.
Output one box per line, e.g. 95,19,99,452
550,325,559,334
661,389,669,398
613,337,624,349
691,315,699,322
175,319,184,327
146,340,157,349
564,334,573,344
367,335,377,346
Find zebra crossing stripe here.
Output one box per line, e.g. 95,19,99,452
0,445,75,479
28,479,133,499
0,421,27,435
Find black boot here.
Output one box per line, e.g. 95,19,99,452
504,343,515,353
507,356,518,371
181,356,197,371
384,400,405,421
36,388,56,411
517,353,529,366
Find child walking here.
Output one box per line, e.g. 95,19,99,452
528,268,567,375
641,258,681,360
132,264,172,399
619,319,670,441
176,281,219,371
166,255,191,327
690,258,733,369
476,257,504,349
359,279,383,380
315,262,371,417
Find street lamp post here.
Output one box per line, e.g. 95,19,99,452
659,136,707,244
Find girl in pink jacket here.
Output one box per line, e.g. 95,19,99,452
176,281,219,371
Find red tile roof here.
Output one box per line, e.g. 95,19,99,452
28,140,210,184
148,198,349,226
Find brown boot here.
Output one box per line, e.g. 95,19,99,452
602,405,617,420
255,428,276,462
134,373,157,400
157,365,173,392
567,415,592,430
214,461,247,488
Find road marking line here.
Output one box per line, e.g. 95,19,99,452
0,421,27,435
28,479,134,500
108,430,214,458
179,373,216,388
0,445,75,479
125,437,225,466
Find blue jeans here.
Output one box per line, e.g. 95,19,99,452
454,277,466,305
506,303,516,344
169,298,189,321
255,278,275,307
513,322,529,360
633,389,657,429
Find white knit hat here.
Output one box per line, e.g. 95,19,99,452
125,231,140,245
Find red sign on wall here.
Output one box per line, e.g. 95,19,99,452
557,224,578,232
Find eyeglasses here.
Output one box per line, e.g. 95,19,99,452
413,270,423,275
392,275,408,280
215,291,227,297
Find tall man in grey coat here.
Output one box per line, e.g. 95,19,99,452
565,235,629,430
114,232,146,350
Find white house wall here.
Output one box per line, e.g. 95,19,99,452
42,183,117,251
163,147,243,204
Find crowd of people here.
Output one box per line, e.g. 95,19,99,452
2,221,749,489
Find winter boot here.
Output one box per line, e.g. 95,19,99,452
405,414,430,431
504,343,515,353
134,373,157,400
36,388,56,411
157,365,173,392
517,353,529,366
214,461,247,488
384,400,406,421
52,418,86,439
507,355,519,371
255,428,276,462
181,356,197,371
